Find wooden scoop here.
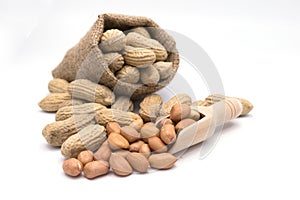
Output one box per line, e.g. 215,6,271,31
168,98,243,154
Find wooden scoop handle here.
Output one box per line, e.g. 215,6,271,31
168,98,242,154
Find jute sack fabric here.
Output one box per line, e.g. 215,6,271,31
52,13,179,99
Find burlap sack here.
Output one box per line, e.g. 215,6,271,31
52,13,179,99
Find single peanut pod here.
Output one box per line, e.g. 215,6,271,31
175,118,196,133
96,108,142,127
77,150,94,165
123,46,156,68
56,103,106,121
104,52,124,73
160,124,176,144
128,27,151,39
129,140,145,152
83,160,110,179
139,94,163,122
148,136,168,153
58,99,84,109
139,143,151,158
115,65,140,84
111,96,134,112
140,122,160,142
109,153,133,176
61,124,107,158
140,65,160,86
48,78,69,93
68,79,115,106
170,103,191,123
106,122,121,135
120,126,140,143
160,94,192,116
126,32,168,61
108,132,130,150
148,153,177,170
153,62,173,80
99,29,126,52
38,93,71,112
42,114,95,147
94,141,112,161
62,158,83,177
126,152,149,173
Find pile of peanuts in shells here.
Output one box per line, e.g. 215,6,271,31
39,27,252,179
100,27,173,85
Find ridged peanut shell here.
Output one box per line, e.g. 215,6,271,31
68,79,115,106
160,94,192,116
56,103,106,121
115,65,140,84
48,78,69,93
111,96,134,112
139,94,163,122
128,27,151,38
140,65,160,86
99,29,126,52
95,108,143,127
104,52,124,73
153,62,173,80
42,114,95,147
38,93,71,112
61,124,107,158
123,46,156,68
58,99,84,109
126,32,168,61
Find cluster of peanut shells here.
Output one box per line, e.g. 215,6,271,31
100,27,173,85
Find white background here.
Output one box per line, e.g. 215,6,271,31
1,0,299,199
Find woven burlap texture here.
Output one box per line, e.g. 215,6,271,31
52,13,179,99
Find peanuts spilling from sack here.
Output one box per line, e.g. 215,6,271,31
39,27,253,179
39,76,253,179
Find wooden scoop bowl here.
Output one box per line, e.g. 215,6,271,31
168,97,243,154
